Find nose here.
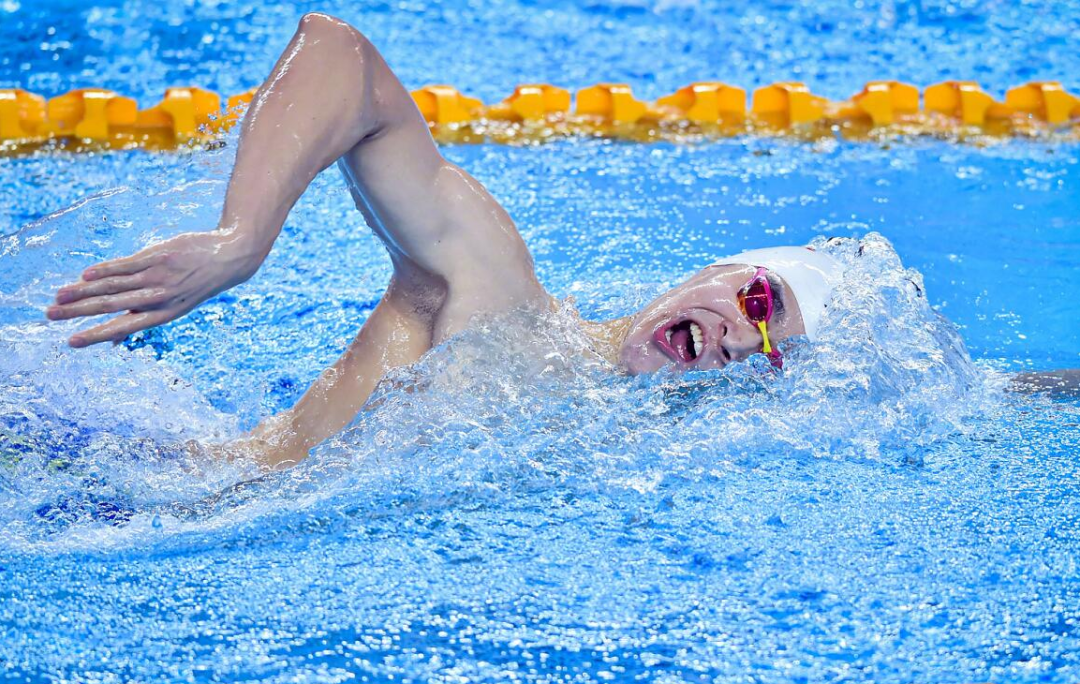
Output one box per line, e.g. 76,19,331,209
718,319,763,362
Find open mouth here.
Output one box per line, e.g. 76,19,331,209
655,319,705,363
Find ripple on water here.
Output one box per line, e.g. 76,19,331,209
1,122,1079,684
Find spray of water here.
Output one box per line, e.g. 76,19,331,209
1,192,1006,554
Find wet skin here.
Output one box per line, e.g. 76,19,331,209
44,14,812,470
45,13,1077,470
618,264,806,375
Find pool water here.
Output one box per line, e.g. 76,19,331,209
2,1,1080,682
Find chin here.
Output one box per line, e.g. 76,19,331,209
617,314,670,375
617,340,666,375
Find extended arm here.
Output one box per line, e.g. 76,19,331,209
51,14,550,468
49,13,545,344
48,14,380,345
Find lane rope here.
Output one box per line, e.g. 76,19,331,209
1,79,1077,155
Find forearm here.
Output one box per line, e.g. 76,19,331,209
50,14,543,355
218,13,382,256
238,274,441,469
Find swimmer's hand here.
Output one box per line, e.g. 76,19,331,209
47,230,264,347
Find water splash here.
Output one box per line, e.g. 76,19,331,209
1,130,1078,681
1,231,1003,552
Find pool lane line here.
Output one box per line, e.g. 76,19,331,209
1,80,1077,156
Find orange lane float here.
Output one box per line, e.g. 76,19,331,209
0,89,47,140
751,81,828,127
411,85,484,125
44,88,138,140
655,82,746,124
1005,81,1080,125
486,84,571,122
134,87,223,141
923,80,1011,126
1,79,1077,155
575,83,650,124
826,81,920,127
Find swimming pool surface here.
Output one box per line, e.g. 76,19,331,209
2,1,1080,682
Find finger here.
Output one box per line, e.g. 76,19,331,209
83,251,160,280
70,310,172,348
55,273,148,305
48,288,168,321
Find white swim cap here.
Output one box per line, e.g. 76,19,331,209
712,246,845,341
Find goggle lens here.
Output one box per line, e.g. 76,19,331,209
740,278,773,323
738,268,783,370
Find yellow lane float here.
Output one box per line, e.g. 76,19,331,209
1,79,1076,155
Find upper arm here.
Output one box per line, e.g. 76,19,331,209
334,30,547,316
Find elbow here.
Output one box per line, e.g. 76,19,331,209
297,12,371,49
294,13,375,79
297,11,348,32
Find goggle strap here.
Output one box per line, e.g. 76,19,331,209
758,321,772,354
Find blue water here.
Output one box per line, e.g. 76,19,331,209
3,0,1078,105
3,1,1080,683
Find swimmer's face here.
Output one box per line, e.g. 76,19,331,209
618,264,806,374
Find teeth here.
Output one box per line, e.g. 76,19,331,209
665,329,673,344
690,322,703,357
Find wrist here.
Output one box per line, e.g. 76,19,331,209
214,222,273,283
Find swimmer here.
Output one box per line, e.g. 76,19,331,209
44,14,1078,469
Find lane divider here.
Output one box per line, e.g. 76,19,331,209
1,79,1077,155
